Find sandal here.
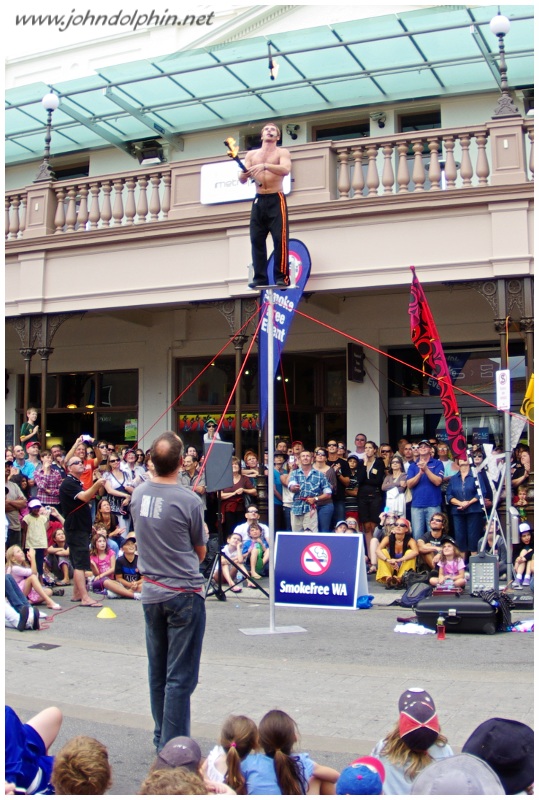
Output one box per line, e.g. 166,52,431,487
231,585,242,593
48,603,62,611
368,566,377,574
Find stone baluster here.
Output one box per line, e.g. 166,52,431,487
125,176,137,224
54,186,66,233
381,143,395,194
137,175,149,221
336,148,351,199
161,172,171,218
5,196,11,239
474,132,490,186
112,178,125,225
366,144,380,196
88,182,101,228
8,196,21,240
65,186,78,232
77,184,89,231
526,126,534,179
350,145,365,198
442,135,457,189
458,133,473,187
427,137,441,190
149,174,162,220
100,180,112,227
396,142,410,192
19,195,27,237
411,140,426,192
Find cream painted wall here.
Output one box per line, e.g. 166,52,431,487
5,282,501,443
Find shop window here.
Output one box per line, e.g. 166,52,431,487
17,369,138,446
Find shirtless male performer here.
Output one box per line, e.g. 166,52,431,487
239,122,292,290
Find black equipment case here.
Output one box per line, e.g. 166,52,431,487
415,594,498,635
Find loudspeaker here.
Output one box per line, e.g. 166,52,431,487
204,441,233,492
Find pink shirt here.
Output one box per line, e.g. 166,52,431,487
90,551,114,575
441,557,465,577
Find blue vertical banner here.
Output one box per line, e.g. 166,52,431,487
259,239,311,427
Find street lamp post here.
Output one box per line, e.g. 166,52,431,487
34,93,60,182
490,13,520,118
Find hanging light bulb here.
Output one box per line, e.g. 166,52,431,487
268,43,279,81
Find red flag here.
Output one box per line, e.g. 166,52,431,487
408,266,466,459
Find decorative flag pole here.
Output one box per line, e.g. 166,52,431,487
408,266,466,459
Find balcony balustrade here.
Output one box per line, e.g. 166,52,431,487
5,118,534,241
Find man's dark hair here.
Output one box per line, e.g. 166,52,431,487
151,432,184,477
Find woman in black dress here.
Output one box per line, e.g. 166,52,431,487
356,441,386,554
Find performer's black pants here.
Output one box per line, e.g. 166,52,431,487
250,192,289,284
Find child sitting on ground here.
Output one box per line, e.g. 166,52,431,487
112,536,143,597
45,528,72,586
429,537,466,590
5,705,62,794
242,523,270,580
6,546,61,611
214,532,245,593
202,714,258,792
50,735,112,795
512,524,534,588
139,768,206,795
241,709,339,794
90,532,141,599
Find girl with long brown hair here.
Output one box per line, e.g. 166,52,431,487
202,715,258,793
241,709,338,794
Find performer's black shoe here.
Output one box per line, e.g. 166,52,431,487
248,280,267,290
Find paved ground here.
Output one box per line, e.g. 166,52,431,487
6,576,533,795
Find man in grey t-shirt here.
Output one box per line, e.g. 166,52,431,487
130,431,207,752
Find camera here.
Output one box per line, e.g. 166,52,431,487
285,123,300,140
81,434,93,442
369,112,386,129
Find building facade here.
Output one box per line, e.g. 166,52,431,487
5,4,534,454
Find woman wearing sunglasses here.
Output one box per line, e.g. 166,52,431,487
375,518,418,587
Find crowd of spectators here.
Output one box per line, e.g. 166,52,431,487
6,688,534,794
5,419,533,611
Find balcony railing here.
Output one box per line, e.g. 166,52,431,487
5,118,534,241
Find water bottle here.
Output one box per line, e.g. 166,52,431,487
436,613,446,640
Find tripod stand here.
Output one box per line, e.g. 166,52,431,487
204,491,269,600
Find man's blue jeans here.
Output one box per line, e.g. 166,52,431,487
5,574,31,612
411,506,441,541
143,592,206,751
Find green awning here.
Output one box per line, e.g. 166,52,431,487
5,4,534,165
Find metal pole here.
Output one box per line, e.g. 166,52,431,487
267,290,276,633
503,409,513,584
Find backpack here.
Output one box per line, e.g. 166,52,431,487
398,580,433,608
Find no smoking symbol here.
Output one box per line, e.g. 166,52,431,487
301,543,332,575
